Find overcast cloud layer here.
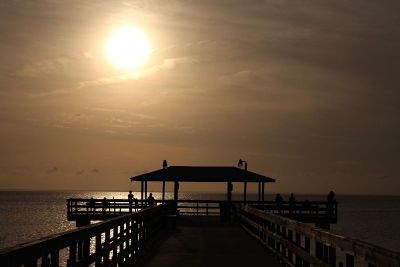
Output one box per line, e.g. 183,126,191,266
0,0,399,194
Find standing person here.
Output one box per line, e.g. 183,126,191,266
134,197,139,211
289,193,296,214
275,194,283,214
128,190,134,212
147,193,155,207
90,197,95,213
102,197,107,213
327,191,336,215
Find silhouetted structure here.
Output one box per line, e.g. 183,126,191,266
4,200,397,267
237,159,248,203
102,197,107,213
130,163,275,208
327,190,336,215
89,197,95,213
289,192,295,213
275,193,283,213
128,190,133,212
134,197,138,211
147,193,155,207
67,161,337,228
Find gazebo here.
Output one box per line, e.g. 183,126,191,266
130,161,275,205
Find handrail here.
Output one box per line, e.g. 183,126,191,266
67,199,222,218
0,203,176,267
233,204,400,267
67,198,335,219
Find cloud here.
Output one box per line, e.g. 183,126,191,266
77,56,199,89
15,57,71,78
76,169,85,176
90,168,100,174
46,167,58,174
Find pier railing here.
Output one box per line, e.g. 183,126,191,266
250,200,337,227
66,199,222,221
67,198,336,225
0,203,176,267
233,204,400,267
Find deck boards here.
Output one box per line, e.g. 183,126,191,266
142,217,283,267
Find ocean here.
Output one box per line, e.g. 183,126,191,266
0,191,399,253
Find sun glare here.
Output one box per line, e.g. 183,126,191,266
105,26,151,71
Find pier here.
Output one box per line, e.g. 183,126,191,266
1,163,399,266
66,199,337,228
1,203,399,267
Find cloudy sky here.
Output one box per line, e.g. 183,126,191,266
0,0,399,194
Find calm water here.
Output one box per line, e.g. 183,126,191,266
0,191,399,253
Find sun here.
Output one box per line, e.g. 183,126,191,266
105,26,151,71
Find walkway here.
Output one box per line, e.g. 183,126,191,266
143,216,283,267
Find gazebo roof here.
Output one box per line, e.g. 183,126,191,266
130,166,275,183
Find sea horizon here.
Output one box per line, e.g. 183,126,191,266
1,189,399,197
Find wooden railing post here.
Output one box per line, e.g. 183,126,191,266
83,239,90,267
95,234,101,267
329,247,336,266
316,241,323,260
346,254,354,267
41,255,50,267
288,230,293,263
112,225,118,263
68,243,77,266
117,224,124,265
50,251,59,267
104,230,110,264
77,241,83,261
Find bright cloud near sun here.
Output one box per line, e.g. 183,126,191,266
105,26,151,71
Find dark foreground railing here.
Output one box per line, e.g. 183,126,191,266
0,203,175,267
234,204,400,267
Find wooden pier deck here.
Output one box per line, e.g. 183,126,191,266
142,216,282,267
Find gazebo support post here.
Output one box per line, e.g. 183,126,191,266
162,160,167,203
227,181,232,203
162,181,165,203
144,181,148,205
140,180,144,206
174,181,179,203
262,182,265,208
243,163,248,204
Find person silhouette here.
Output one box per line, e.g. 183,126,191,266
134,197,139,211
327,191,336,215
275,194,283,214
128,190,133,212
289,193,295,214
102,197,107,213
147,193,155,207
90,197,95,213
